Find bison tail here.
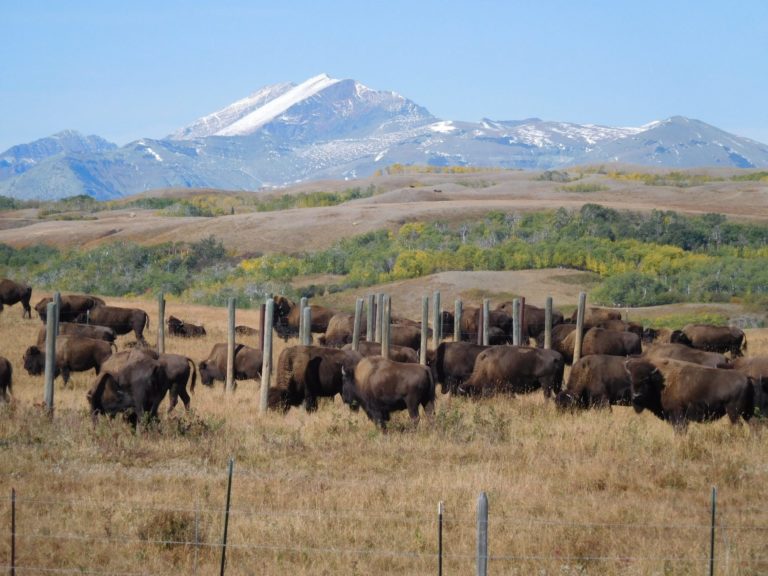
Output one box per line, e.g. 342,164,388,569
145,312,150,330
187,357,197,393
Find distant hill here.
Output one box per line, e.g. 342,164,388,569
2,74,767,200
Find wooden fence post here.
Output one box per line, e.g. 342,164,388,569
573,292,587,364
225,298,236,393
544,296,553,350
482,299,490,346
301,307,312,346
352,298,363,352
420,295,429,365
381,295,391,360
519,296,526,345
259,298,274,413
299,297,308,343
259,303,266,352
432,290,441,350
512,298,520,346
44,301,56,413
454,299,462,342
477,492,488,576
438,500,444,576
157,293,165,354
52,291,61,336
366,294,375,344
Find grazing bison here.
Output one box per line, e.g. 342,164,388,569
570,307,622,325
582,327,642,358
235,325,259,337
23,336,116,386
341,356,435,430
426,341,489,394
36,322,116,347
642,343,730,369
731,357,768,417
157,353,196,413
642,327,685,345
76,305,149,343
678,324,747,357
463,346,564,398
268,345,362,412
496,302,565,339
87,352,169,427
342,341,419,364
318,312,366,347
35,294,105,323
556,355,633,410
273,295,336,341
0,356,12,402
625,358,755,430
0,278,32,319
167,315,206,338
198,342,263,389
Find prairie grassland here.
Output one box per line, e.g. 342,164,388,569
0,296,767,575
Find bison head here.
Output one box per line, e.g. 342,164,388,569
625,359,663,415
198,361,215,387
273,295,294,319
23,346,45,375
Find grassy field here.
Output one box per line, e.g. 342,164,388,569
1,294,767,575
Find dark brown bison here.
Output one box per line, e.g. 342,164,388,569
582,327,642,359
157,353,196,413
342,341,419,364
318,312,366,347
76,305,149,343
556,355,633,410
341,355,435,430
87,352,169,427
731,357,768,417
0,356,11,402
0,278,32,318
388,323,431,350
273,295,336,341
23,336,116,386
496,302,565,339
642,343,731,369
537,323,578,359
458,306,513,343
625,358,755,430
570,306,623,325
268,345,361,412
591,318,644,336
426,341,489,394
235,325,259,336
36,322,116,347
463,346,564,398
678,324,747,357
642,327,685,345
198,342,263,389
167,315,206,338
35,294,105,323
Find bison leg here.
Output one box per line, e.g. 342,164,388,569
167,391,179,414
304,394,318,413
177,386,191,411
60,367,71,388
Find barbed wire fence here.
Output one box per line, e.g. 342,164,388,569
3,468,767,576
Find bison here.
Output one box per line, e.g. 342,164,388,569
426,341,489,394
36,322,116,347
318,312,366,347
342,341,419,364
35,294,105,323
167,315,207,338
273,295,336,341
625,357,755,430
457,306,513,343
23,336,116,386
268,345,361,412
341,355,435,430
76,305,149,343
463,346,564,398
496,302,565,339
731,357,768,417
0,278,32,319
642,343,731,369
678,324,747,357
0,356,11,402
198,342,263,389
556,354,633,410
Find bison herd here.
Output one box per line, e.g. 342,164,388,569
1,278,767,433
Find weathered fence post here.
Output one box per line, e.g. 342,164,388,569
381,295,391,360
454,299,462,342
420,296,429,365
53,291,61,336
519,296,526,345
301,306,312,346
299,297,308,344
710,486,717,576
219,458,234,576
544,296,553,350
482,299,490,346
573,292,587,364
432,290,441,350
157,292,165,354
352,298,363,352
512,298,520,346
259,303,266,352
259,298,274,413
44,301,56,413
375,293,384,343
477,492,488,576
11,488,16,576
366,294,375,344
225,298,236,393
438,500,444,576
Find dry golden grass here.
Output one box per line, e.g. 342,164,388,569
1,295,767,575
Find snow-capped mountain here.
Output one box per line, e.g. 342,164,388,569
2,74,767,200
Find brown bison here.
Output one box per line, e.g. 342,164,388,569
426,341,489,394
731,357,768,417
0,356,11,402
457,306,513,343
641,327,685,345
36,322,116,347
23,336,116,386
556,355,633,410
625,358,755,430
496,302,565,339
342,341,419,364
0,278,32,318
76,305,149,343
341,355,435,430
35,294,105,323
198,342,263,389
87,352,169,427
235,325,259,336
570,306,623,325
318,312,366,347
167,315,206,338
678,324,747,357
463,346,564,398
273,295,336,341
540,326,640,365
642,343,731,369
268,345,361,412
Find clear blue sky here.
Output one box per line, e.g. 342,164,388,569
2,0,767,152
